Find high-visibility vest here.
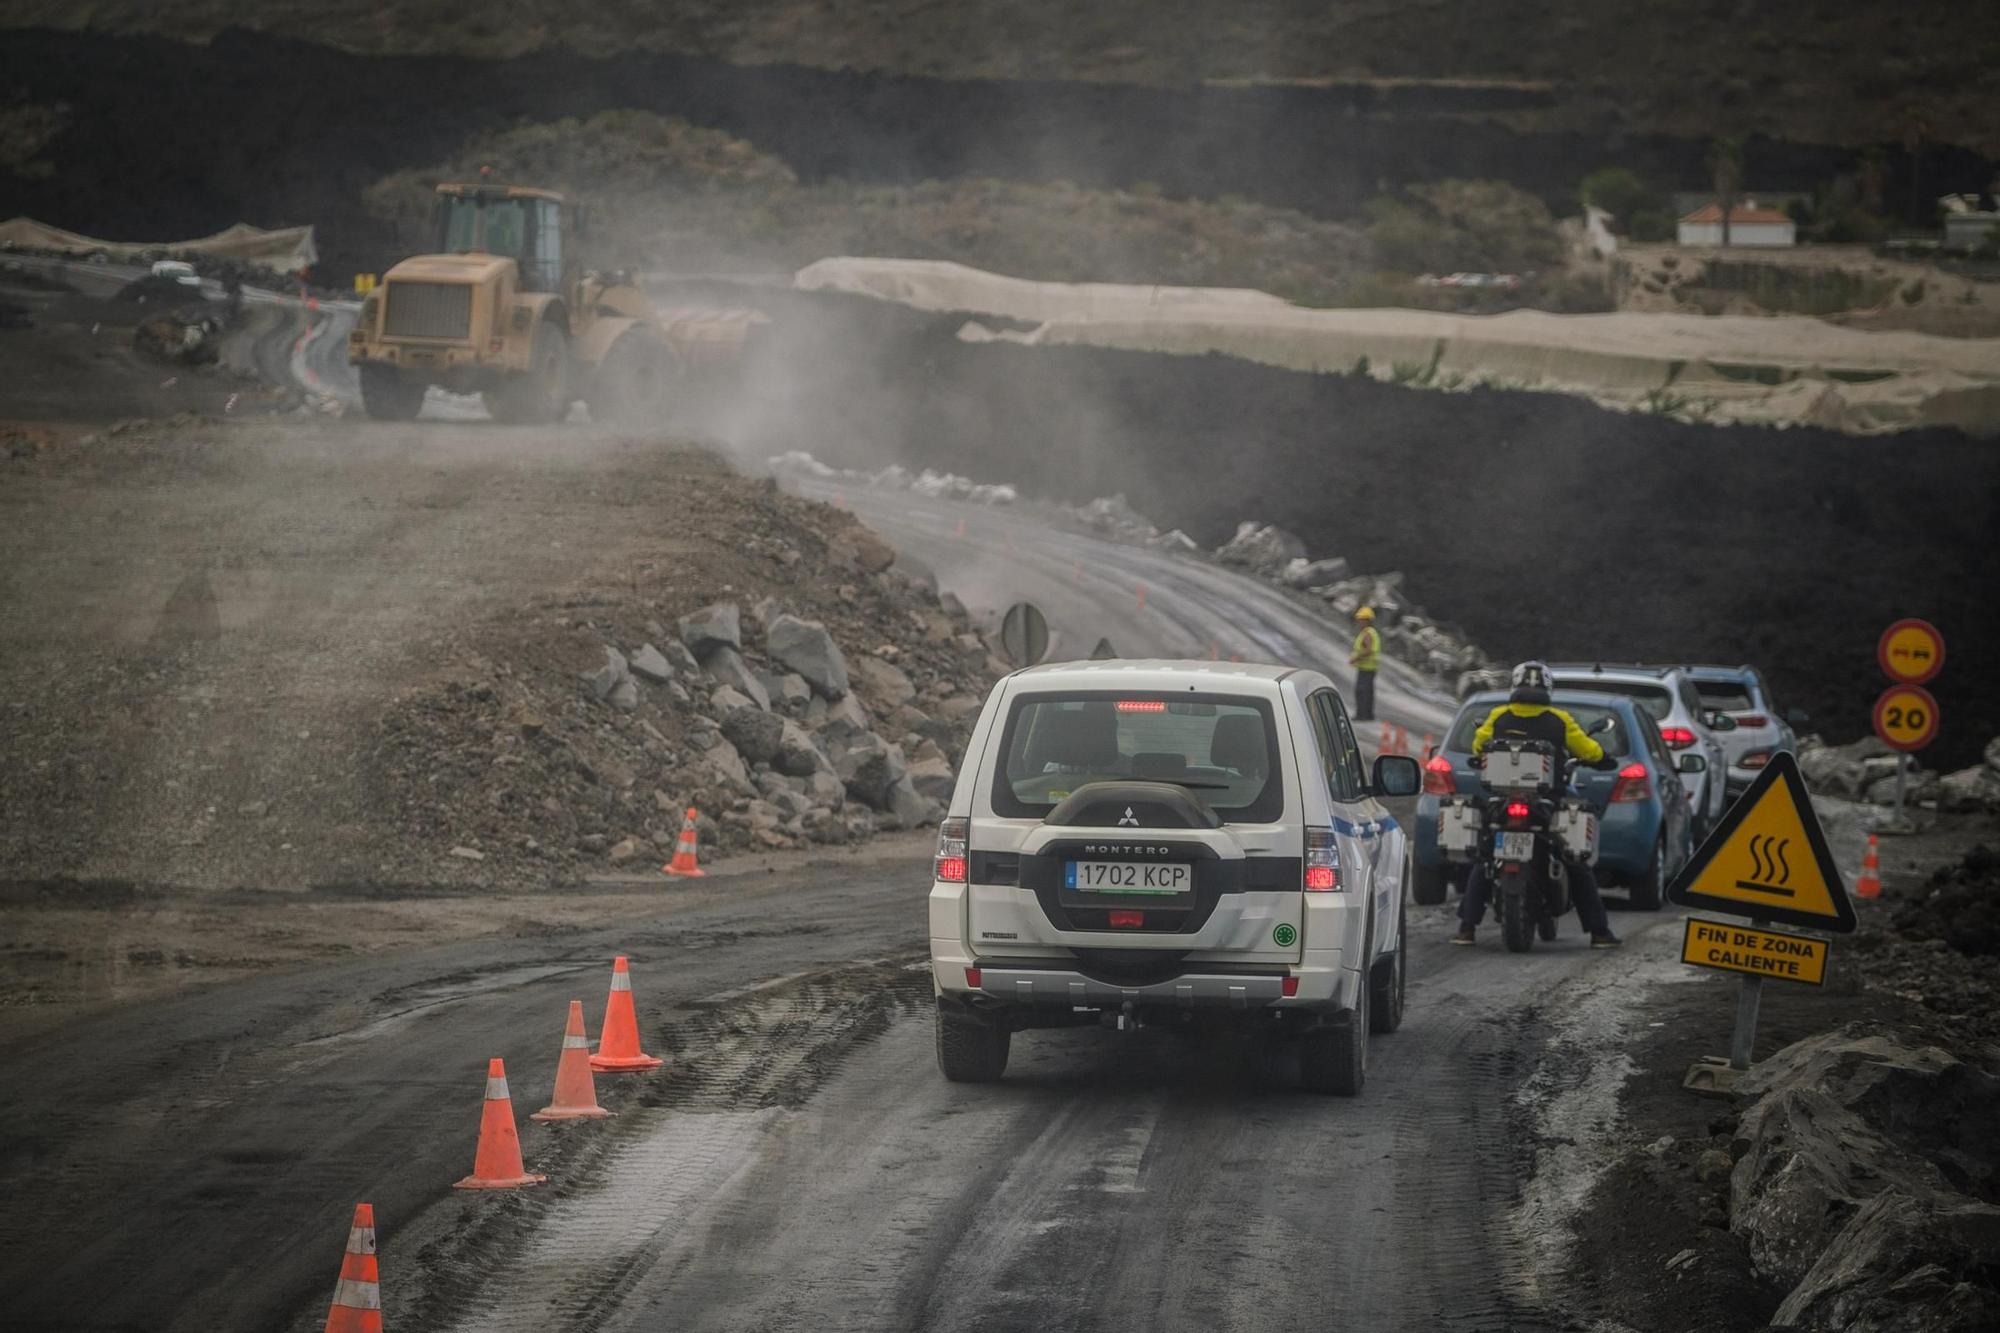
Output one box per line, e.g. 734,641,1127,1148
1351,626,1381,672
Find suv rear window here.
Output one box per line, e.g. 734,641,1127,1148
991,692,1282,822
1695,680,1756,712
1551,676,1673,721
1446,700,1631,757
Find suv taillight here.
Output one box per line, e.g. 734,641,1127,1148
935,816,967,883
1422,755,1456,796
1734,713,1769,728
1659,726,1697,749
1740,748,1773,770
1304,827,1341,892
1609,763,1652,803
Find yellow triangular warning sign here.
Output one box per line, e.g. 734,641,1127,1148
1667,753,1856,932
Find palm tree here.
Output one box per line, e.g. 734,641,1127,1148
1707,135,1746,246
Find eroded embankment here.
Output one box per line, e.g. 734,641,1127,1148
704,289,2000,770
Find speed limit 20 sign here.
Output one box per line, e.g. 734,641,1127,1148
1873,683,1940,752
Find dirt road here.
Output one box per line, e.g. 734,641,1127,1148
0,828,1685,1332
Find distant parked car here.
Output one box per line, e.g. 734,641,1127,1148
1546,664,1733,839
150,260,202,288
1686,665,1803,798
1414,689,1698,909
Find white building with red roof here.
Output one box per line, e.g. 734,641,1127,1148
1677,200,1798,247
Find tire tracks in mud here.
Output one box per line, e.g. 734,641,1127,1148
402,908,1655,1333
392,957,934,1333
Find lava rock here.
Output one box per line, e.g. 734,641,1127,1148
1773,1192,2000,1331
701,645,771,710
678,602,742,656
630,643,674,684
851,655,916,708
722,709,787,766
766,613,851,700
1216,521,1307,574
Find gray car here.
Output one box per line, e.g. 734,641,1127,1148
1547,663,1734,838
1686,664,1803,797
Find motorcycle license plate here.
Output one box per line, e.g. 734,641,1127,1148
1494,832,1536,862
1066,861,1190,894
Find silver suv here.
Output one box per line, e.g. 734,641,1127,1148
1546,663,1732,837
1686,664,1802,797
929,660,1422,1095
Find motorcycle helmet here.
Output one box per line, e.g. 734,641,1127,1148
1511,660,1552,692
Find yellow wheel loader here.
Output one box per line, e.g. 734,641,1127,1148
347,180,763,424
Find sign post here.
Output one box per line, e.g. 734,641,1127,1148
1874,619,1944,834
1668,752,1856,1094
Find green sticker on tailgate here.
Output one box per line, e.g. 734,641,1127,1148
1273,923,1297,947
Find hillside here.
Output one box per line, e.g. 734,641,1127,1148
5,1,1996,153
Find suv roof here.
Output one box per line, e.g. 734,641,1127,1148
1007,659,1305,690
1546,662,1676,679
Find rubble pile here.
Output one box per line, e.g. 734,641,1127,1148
1212,519,1496,684
367,499,1006,881
1725,1030,2000,1331
1799,733,2000,814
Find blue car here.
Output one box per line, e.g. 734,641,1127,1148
1412,689,1699,911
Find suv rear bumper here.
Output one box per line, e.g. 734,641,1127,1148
974,963,1287,1009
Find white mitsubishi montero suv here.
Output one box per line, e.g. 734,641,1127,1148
929,660,1422,1094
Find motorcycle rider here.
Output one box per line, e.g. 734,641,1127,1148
1452,660,1622,948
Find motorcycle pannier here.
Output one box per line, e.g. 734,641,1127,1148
1481,746,1554,792
1552,802,1600,863
1437,800,1483,860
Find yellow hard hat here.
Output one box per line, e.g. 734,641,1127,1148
1355,606,1376,621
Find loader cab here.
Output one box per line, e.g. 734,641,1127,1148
431,185,573,294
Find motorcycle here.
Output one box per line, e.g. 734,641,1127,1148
1437,730,1606,953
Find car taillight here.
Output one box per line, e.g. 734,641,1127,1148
964,967,982,988
1423,755,1456,796
935,816,968,883
1659,726,1697,749
1609,763,1651,803
1740,749,1773,770
1504,800,1531,825
1115,699,1166,713
1281,975,1300,997
1304,827,1341,892
1734,713,1768,728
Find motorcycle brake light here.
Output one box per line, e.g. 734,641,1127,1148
1609,763,1652,803
1504,800,1531,822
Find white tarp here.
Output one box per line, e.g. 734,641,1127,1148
0,217,318,274
795,257,2000,436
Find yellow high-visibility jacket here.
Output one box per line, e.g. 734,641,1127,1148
1471,702,1606,764
1349,626,1381,672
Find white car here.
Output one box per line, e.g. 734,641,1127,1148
1548,663,1732,837
928,660,1422,1094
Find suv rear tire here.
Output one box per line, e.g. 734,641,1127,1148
1300,986,1367,1095
935,1000,1010,1083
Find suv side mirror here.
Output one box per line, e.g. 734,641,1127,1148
1588,716,1615,735
1678,753,1708,774
1705,712,1738,732
1373,754,1421,798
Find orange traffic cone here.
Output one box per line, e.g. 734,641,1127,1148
1423,733,1437,759
1855,834,1882,899
590,956,665,1073
322,1203,382,1333
453,1058,546,1190
1379,721,1391,751
531,1000,613,1122
662,807,705,878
